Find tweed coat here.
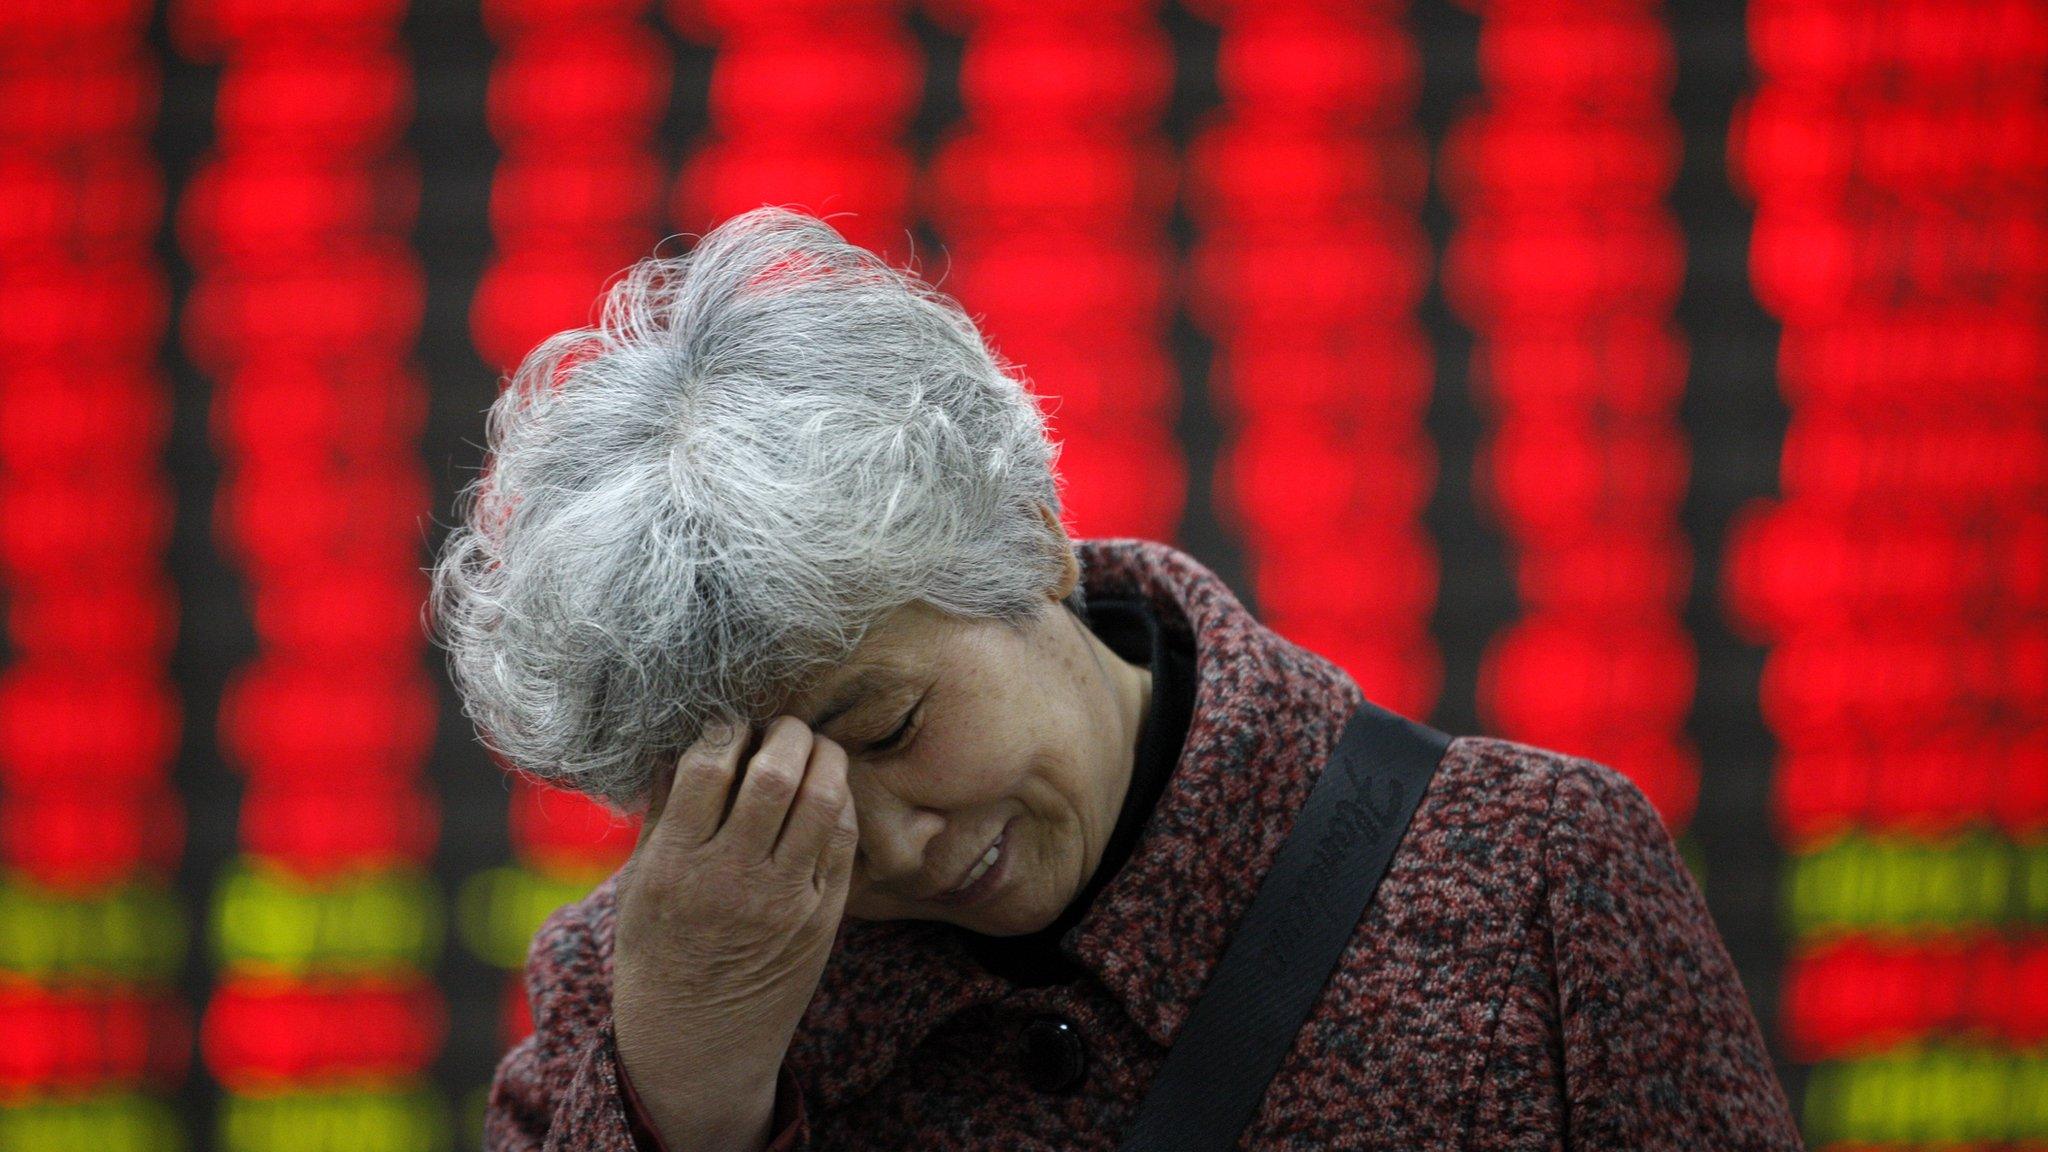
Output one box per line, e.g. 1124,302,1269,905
484,537,1806,1151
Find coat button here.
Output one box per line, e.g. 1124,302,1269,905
1019,1014,1087,1094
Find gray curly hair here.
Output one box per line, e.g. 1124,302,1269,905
426,207,1085,812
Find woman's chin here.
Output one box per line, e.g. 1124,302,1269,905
849,897,1042,933
954,905,1043,936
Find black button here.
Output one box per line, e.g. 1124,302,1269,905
1019,1014,1087,1093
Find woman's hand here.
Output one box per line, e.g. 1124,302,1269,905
612,715,860,1152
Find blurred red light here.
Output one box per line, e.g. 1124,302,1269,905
247,568,429,668
210,462,428,578
499,972,533,1051
1478,616,1696,750
0,472,174,583
0,50,156,143
489,152,665,241
163,0,445,1111
927,134,1178,235
0,260,168,363
1484,418,1689,538
0,981,188,1093
1188,221,1429,333
182,246,423,372
1780,412,2048,512
239,782,440,876
180,156,420,262
1442,108,1680,212
1445,212,1684,326
1208,330,1432,426
1474,315,1687,421
1549,734,1698,832
485,29,670,143
5,583,178,667
707,33,921,137
957,24,1173,135
1725,502,2000,641
1254,528,1438,628
924,0,1153,27
469,247,642,373
1772,745,1872,847
1212,9,1419,127
211,360,426,464
509,778,639,873
0,149,163,259
1866,739,1998,836
1776,308,2046,413
0,0,152,47
211,46,409,154
944,239,1171,337
676,141,916,262
1272,616,1442,726
1979,938,2048,1046
996,337,1174,422
1513,531,1690,620
1477,8,1674,106
1753,204,2047,324
1185,125,1427,224
1785,936,1963,1062
671,0,911,39
0,361,170,474
1,787,185,891
482,0,661,37
1761,633,1975,747
1046,427,1185,538
1221,425,1435,532
218,660,436,779
203,977,443,1088
1990,729,2039,828
170,0,408,58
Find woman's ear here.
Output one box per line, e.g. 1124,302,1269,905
1036,502,1079,602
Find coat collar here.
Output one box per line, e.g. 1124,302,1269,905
784,536,1366,1111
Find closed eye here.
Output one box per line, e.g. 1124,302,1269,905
869,704,920,753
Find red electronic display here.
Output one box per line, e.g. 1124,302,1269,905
1444,1,1697,826
5,6,2041,1148
203,976,445,1088
167,1,448,1145
0,980,189,1095
0,5,189,1145
1189,0,1440,723
1726,3,2048,1143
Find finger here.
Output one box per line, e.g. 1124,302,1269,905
633,762,676,854
815,784,860,903
650,720,750,850
716,738,753,828
772,735,849,871
718,716,811,859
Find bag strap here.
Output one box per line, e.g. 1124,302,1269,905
1117,698,1452,1152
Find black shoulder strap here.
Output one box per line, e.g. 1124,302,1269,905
1117,699,1452,1152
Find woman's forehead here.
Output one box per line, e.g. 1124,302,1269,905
854,601,957,662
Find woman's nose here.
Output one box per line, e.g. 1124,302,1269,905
851,789,945,888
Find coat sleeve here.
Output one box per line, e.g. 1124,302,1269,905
1544,759,1806,1152
481,895,813,1151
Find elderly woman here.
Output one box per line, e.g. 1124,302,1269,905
431,208,1803,1151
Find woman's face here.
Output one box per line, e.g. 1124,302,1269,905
777,588,1153,937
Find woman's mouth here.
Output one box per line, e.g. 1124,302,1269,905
930,817,1016,907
